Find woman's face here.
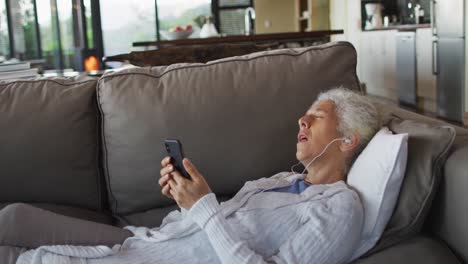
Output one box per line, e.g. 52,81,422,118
296,100,342,163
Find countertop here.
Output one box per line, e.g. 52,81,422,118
363,24,431,32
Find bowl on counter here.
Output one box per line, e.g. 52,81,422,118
159,29,194,40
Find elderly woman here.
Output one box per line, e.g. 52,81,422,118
2,87,380,264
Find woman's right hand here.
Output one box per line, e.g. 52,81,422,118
159,156,175,199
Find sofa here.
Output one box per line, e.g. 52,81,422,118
0,42,467,264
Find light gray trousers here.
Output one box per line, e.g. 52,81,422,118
0,203,131,249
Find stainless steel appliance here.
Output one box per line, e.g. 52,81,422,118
432,0,465,122
397,31,417,106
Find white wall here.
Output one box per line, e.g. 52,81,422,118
254,0,297,34
329,0,362,79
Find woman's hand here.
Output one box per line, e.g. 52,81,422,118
159,157,212,209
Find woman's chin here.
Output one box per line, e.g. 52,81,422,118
296,151,305,162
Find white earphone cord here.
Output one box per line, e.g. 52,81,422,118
290,137,348,175
259,137,348,194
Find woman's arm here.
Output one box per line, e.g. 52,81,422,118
188,191,363,264
159,158,363,264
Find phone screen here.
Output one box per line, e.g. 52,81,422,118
164,139,191,179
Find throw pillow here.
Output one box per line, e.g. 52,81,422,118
347,127,409,260
364,118,456,255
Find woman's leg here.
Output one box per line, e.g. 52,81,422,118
0,203,131,248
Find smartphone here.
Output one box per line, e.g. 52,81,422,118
164,139,191,179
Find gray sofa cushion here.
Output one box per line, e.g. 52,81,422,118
0,246,26,264
372,102,468,262
429,145,468,262
367,118,456,254
0,77,105,211
356,235,461,264
98,41,362,214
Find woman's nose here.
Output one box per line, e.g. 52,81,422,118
299,116,311,129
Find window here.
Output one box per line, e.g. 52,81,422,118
1,0,253,69
83,0,93,49
36,0,59,69
100,0,155,57
157,0,210,39
0,0,10,58
56,0,74,69
9,0,40,60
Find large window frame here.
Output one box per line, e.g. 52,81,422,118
3,0,42,59
1,0,103,70
1,0,254,69
150,0,254,41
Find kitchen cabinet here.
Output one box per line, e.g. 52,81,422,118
416,28,437,113
329,0,440,115
359,28,436,114
359,30,398,101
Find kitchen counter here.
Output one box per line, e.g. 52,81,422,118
364,24,431,32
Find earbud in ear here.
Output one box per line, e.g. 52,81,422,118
343,138,351,144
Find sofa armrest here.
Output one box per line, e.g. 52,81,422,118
428,145,468,262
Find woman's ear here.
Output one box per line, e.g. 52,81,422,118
339,132,360,153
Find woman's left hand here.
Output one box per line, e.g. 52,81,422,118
167,158,212,209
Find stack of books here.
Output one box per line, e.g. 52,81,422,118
0,61,38,81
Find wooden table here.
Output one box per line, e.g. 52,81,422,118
132,30,344,48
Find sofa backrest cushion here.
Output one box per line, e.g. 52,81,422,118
0,76,105,210
375,102,468,262
365,118,456,255
97,41,362,214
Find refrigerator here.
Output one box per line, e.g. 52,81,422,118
396,31,417,106
432,0,465,122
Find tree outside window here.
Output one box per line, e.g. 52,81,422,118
0,0,10,59
36,0,60,69
9,0,39,60
100,0,155,57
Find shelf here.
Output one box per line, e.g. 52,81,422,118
363,24,431,32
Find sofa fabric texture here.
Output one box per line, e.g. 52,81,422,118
0,246,26,264
429,146,468,262
366,118,456,255
0,77,104,211
355,235,461,264
97,42,362,214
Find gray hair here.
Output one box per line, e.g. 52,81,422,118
313,87,380,163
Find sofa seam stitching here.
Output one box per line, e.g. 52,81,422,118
95,81,119,214
0,79,97,87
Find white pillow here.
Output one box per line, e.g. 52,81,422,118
347,127,408,260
